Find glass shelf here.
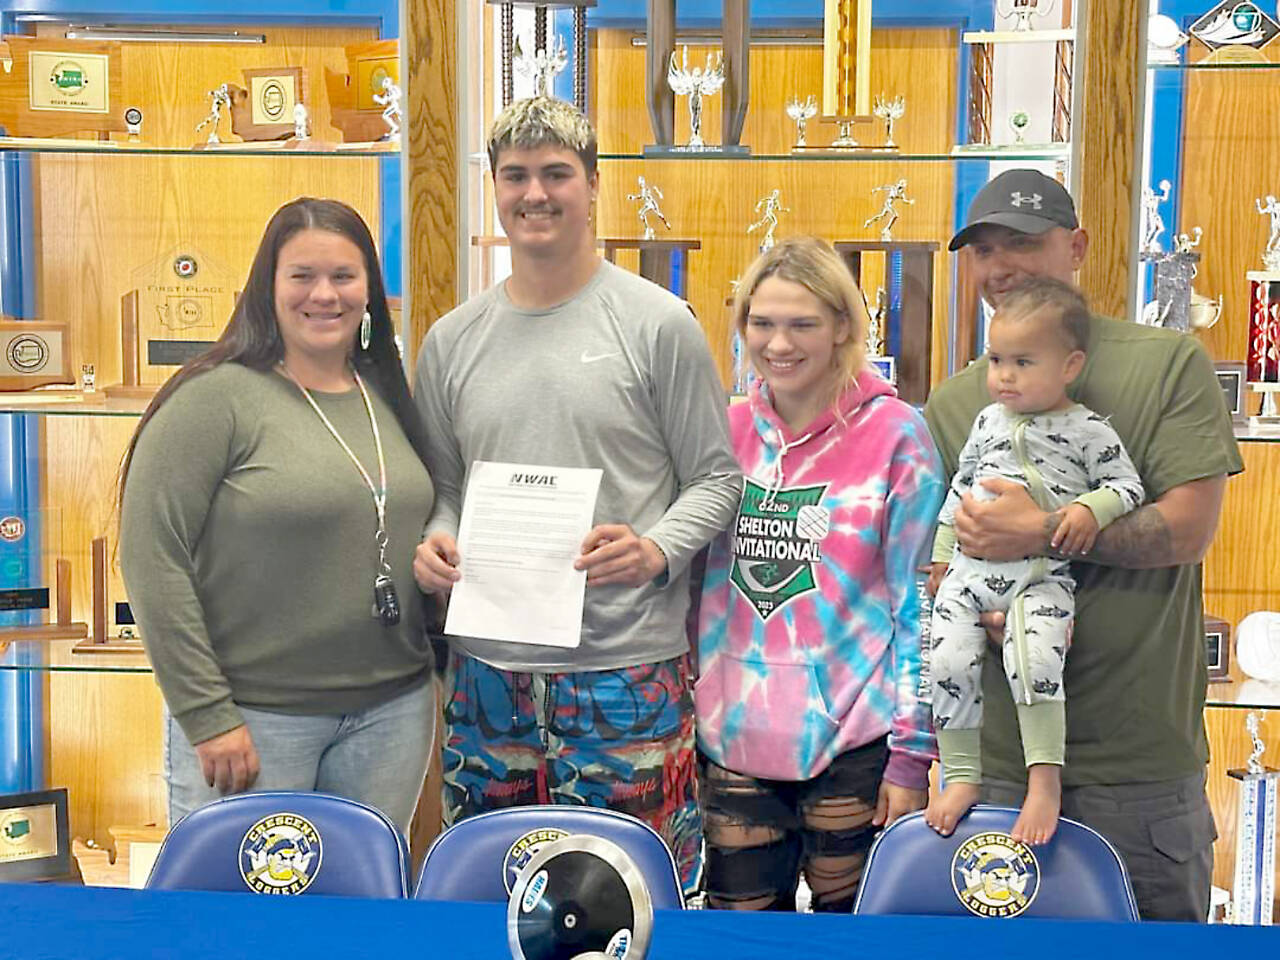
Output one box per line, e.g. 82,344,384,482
0,138,398,158
598,148,1072,163
0,637,152,674
1234,423,1280,443
962,29,1075,45
1149,60,1280,71
0,394,148,417
1207,680,1280,711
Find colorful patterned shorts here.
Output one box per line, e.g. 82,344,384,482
441,650,702,893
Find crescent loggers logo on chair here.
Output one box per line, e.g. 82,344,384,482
729,478,830,620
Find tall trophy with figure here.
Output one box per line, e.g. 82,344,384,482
1137,180,1218,333
668,45,725,149
514,34,569,98
1248,195,1280,423
998,0,1056,31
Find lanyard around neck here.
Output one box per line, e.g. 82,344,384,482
278,364,389,555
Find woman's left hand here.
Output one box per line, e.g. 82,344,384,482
873,781,927,828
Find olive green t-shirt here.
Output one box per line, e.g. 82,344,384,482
120,363,436,746
924,314,1244,786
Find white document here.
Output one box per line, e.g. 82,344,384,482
445,460,603,648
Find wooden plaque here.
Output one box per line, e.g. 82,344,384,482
325,39,398,144
229,67,308,141
0,36,126,138
0,321,75,391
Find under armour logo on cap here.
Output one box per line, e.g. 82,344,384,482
948,169,1079,251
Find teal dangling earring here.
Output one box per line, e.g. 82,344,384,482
360,309,372,351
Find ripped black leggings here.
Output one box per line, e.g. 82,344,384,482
699,737,888,914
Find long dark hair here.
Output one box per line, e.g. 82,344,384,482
118,197,429,505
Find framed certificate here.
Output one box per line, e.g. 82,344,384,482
1215,361,1247,424
0,788,72,882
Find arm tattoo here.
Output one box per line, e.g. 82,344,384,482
1074,504,1174,568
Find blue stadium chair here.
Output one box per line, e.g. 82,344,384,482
146,791,409,898
413,805,685,909
853,805,1139,921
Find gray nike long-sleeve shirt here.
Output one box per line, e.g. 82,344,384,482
414,260,742,671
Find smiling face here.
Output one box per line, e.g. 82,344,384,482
745,275,849,427
492,143,598,260
967,224,1088,308
985,310,1084,414
273,228,368,372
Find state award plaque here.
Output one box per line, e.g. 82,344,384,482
0,788,71,883
0,36,126,139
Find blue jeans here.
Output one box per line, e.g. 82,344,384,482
165,680,436,834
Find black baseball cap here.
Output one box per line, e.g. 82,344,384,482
948,169,1079,251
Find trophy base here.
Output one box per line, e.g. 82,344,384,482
333,139,399,152
1229,767,1279,780
950,142,1070,157
791,145,900,155
103,384,159,401
642,144,751,158
72,637,146,656
0,135,121,150
0,622,90,644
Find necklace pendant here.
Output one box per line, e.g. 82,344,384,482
372,575,400,626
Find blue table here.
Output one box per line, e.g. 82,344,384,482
4,883,1277,959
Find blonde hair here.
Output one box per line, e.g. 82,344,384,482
732,236,868,407
486,97,598,176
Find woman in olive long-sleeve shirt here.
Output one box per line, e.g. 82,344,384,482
120,198,435,832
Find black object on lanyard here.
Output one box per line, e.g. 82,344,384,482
280,363,401,626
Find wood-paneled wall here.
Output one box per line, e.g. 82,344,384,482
1180,47,1280,371
1203,441,1280,896
1074,0,1145,322
586,27,958,389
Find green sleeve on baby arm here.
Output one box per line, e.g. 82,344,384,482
1072,487,1127,530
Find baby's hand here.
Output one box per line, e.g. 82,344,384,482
1051,503,1099,556
927,562,948,597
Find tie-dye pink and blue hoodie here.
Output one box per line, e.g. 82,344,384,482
694,370,944,788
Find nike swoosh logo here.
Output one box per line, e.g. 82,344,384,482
580,350,621,364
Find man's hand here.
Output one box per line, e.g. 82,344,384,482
414,531,462,593
873,782,928,828
1051,502,1100,556
194,725,260,794
575,525,667,587
955,478,1057,562
927,562,948,597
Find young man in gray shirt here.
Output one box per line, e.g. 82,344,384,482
413,97,741,891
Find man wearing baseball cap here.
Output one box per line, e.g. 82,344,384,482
924,169,1243,921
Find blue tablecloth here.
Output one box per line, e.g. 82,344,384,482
3,883,1276,959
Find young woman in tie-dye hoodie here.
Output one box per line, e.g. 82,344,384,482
694,236,944,913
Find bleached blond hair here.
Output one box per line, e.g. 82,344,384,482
486,97,597,176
